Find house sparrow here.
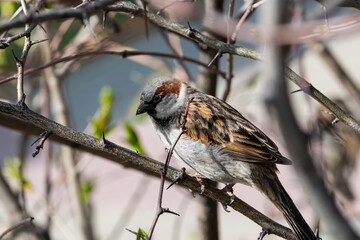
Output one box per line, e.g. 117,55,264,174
136,77,316,240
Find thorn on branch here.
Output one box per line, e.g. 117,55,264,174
208,50,223,67
290,89,303,94
167,167,186,190
81,12,99,42
162,208,180,216
125,228,148,240
30,38,48,46
31,130,52,157
103,10,109,29
186,21,197,38
12,49,21,64
102,131,110,148
37,23,47,33
258,228,270,240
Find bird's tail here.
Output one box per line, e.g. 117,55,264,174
258,174,317,240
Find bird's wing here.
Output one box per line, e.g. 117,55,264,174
181,94,292,165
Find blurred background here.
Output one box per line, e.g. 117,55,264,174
0,0,360,239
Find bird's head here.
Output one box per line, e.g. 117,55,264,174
136,77,188,120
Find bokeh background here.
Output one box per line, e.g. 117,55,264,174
0,0,360,239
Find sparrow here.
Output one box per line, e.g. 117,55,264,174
136,77,317,240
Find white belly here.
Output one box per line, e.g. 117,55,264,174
155,126,253,185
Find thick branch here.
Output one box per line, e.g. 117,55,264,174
0,101,295,240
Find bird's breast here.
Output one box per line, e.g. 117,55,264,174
154,125,254,186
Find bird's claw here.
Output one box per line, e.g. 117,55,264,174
221,202,231,213
258,228,270,240
221,184,235,205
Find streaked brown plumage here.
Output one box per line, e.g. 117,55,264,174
136,77,317,240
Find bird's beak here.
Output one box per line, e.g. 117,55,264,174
136,101,150,115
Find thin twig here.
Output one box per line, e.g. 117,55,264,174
208,50,223,67
14,0,31,106
0,50,226,84
146,97,194,240
31,130,52,157
223,0,234,101
231,0,254,42
231,0,267,43
0,24,37,49
0,217,34,239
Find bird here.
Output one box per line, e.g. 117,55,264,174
136,77,317,240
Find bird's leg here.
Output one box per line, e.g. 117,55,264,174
187,172,207,194
221,184,235,204
219,184,235,212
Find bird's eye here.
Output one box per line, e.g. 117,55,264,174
154,95,162,102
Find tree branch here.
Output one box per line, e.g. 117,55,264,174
0,0,119,34
0,50,226,85
109,1,360,133
0,217,34,240
0,100,296,240
2,1,356,133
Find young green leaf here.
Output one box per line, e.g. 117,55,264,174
90,85,115,138
2,157,31,190
80,179,95,205
136,228,148,240
124,121,144,154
